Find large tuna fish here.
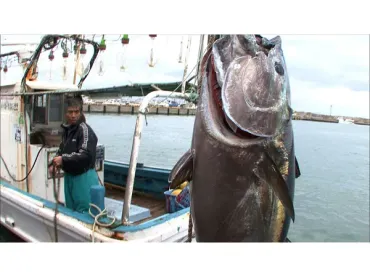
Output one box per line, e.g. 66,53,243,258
169,35,301,242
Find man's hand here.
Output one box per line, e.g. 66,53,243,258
48,165,54,176
53,156,63,167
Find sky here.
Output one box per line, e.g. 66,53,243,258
1,34,369,118
264,35,369,118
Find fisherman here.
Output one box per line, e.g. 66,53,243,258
48,96,99,213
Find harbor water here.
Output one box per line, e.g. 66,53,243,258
1,113,369,242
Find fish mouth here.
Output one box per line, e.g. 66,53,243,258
209,35,290,138
206,53,258,140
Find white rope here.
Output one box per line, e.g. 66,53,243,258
88,203,116,243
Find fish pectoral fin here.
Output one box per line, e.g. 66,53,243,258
295,156,301,179
168,149,194,189
254,154,295,222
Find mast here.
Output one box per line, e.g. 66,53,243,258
195,35,205,87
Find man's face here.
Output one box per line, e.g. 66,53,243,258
66,106,81,125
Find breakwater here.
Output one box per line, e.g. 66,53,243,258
293,111,370,125
83,104,197,116
293,112,339,123
83,104,370,125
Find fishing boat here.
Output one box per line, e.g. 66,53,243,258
0,34,206,242
338,117,354,124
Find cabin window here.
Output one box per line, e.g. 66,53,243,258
33,94,47,123
49,94,63,122
35,95,46,108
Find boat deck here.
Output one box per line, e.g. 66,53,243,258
104,183,167,225
0,177,169,226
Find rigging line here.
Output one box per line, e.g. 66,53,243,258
154,39,214,105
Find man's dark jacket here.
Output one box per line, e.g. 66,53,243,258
53,117,98,176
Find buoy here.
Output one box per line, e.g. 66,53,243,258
98,35,106,76
121,34,129,45
48,51,54,80
48,50,54,61
62,50,69,80
99,36,107,51
80,44,87,55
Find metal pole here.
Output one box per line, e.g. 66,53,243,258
181,36,192,94
121,90,191,225
195,35,205,86
0,43,39,46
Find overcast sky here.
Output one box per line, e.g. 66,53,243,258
1,34,369,118
265,35,369,118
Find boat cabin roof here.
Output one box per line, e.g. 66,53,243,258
26,80,78,91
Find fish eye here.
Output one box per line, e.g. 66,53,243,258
274,62,284,76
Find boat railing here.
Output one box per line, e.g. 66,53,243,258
121,89,193,225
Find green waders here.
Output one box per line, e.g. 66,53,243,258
64,169,99,213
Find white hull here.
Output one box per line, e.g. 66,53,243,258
0,183,193,242
338,117,354,124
